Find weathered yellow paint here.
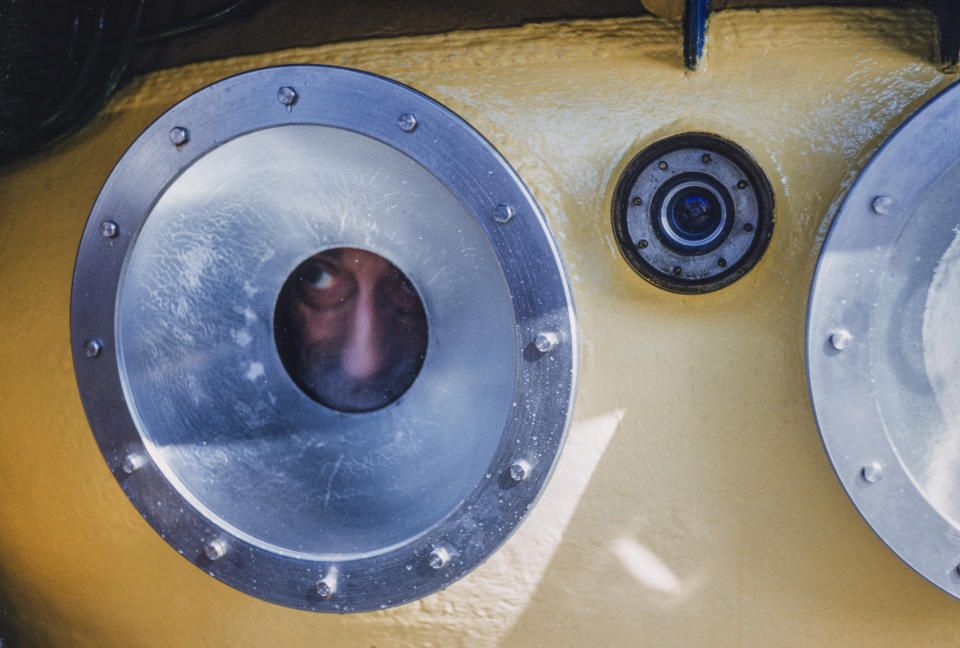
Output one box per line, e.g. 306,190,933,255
0,7,957,646
640,0,684,20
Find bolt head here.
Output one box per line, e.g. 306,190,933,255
204,539,226,561
701,153,712,163
658,161,669,170
169,127,189,146
277,86,298,106
508,460,530,482
100,220,119,238
829,329,853,351
534,332,558,354
862,462,883,483
315,580,334,598
493,203,514,224
871,195,893,215
397,112,418,132
428,547,450,569
736,180,749,189
83,338,104,358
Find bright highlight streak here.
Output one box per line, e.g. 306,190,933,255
611,537,682,594
467,409,624,634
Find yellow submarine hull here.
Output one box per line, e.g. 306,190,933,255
0,7,956,646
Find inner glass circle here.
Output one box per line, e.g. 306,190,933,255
274,248,428,413
667,186,723,241
649,171,734,257
871,160,960,527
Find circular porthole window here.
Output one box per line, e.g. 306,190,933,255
71,66,577,612
808,82,960,599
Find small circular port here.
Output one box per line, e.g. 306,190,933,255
612,132,774,294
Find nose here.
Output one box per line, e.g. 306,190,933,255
340,285,385,381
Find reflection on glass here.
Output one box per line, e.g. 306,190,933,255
274,248,428,412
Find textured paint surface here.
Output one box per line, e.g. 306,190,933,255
0,7,957,647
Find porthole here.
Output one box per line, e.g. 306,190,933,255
612,133,774,293
71,66,577,612
808,82,960,599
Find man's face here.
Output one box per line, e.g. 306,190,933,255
275,248,428,412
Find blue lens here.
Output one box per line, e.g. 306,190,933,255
669,188,722,240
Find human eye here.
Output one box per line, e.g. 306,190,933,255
302,263,338,290
384,274,424,313
400,276,418,297
295,258,355,307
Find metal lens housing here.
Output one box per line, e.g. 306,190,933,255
612,132,774,293
653,173,734,255
70,65,578,612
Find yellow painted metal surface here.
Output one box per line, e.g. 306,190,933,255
0,7,957,646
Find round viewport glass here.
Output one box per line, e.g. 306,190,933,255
275,248,428,413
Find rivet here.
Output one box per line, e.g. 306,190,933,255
658,161,668,171
277,86,297,110
122,453,147,474
701,153,712,163
534,332,558,354
672,266,682,276
743,222,754,232
862,462,883,483
397,112,418,132
871,195,893,215
169,127,189,146
632,197,642,206
638,239,649,249
204,539,227,561
736,180,748,189
493,204,514,224
83,338,104,358
509,460,531,482
428,546,450,570
717,258,727,268
100,220,119,238
829,329,853,351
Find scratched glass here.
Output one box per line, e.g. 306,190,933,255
115,125,516,556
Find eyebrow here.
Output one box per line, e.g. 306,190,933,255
318,249,345,262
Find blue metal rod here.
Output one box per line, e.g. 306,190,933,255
684,0,711,70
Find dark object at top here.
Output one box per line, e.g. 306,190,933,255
1,0,957,168
0,0,143,167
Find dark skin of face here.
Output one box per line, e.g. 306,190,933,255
275,248,428,412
